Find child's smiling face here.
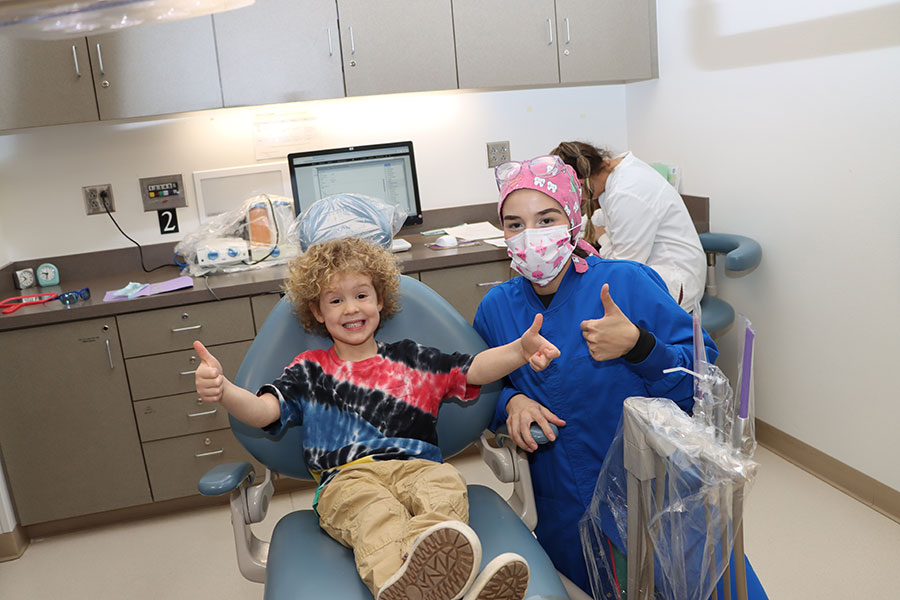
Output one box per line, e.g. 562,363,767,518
310,271,383,360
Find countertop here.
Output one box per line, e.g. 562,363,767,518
0,234,508,332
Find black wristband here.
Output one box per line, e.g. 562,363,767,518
623,326,656,364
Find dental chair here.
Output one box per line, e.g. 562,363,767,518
199,275,570,600
698,233,762,335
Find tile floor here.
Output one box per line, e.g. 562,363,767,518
2,446,899,599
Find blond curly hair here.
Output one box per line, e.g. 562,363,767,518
283,238,402,336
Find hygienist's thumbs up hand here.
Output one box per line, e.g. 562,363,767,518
580,284,640,362
194,340,226,403
520,313,561,372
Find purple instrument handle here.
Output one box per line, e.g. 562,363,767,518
738,326,755,419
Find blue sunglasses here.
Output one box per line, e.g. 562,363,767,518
57,287,91,306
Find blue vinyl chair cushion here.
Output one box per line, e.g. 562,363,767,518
263,485,568,600
698,233,762,272
699,295,735,336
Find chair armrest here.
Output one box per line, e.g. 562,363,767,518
698,233,762,272
495,423,559,446
198,462,272,583
477,424,558,532
198,462,255,496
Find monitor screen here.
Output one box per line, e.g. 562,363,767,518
288,141,423,227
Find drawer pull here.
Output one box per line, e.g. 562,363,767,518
476,281,504,287
195,448,224,458
105,338,114,369
188,408,218,418
180,369,198,376
72,45,81,77
171,324,202,332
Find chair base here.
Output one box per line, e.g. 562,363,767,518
263,485,569,600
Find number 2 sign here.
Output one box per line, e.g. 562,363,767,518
157,208,179,235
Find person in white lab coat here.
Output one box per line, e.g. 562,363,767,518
551,141,706,312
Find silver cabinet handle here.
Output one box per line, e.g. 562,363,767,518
72,45,81,77
188,408,218,418
195,448,224,458
476,281,504,288
96,43,104,75
349,25,355,54
565,17,571,44
180,369,198,375
327,27,333,56
105,338,113,369
171,324,202,332
547,18,553,45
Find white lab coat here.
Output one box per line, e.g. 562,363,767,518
596,152,706,312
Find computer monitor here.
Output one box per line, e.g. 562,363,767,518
287,141,424,227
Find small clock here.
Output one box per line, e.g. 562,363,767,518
13,268,36,290
36,263,60,287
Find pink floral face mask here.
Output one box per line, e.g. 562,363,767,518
505,223,576,287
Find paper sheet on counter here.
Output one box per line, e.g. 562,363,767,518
442,222,504,241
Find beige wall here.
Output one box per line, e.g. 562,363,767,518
626,1,900,490
0,85,627,263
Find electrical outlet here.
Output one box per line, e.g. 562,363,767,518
83,184,114,215
486,141,511,168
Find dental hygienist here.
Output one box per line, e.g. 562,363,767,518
473,155,717,593
551,141,706,312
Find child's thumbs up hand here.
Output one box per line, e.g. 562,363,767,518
520,313,560,372
194,340,225,403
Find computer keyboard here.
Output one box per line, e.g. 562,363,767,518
390,238,412,253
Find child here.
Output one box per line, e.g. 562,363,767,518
194,237,559,600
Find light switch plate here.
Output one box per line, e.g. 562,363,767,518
486,141,510,168
139,174,187,212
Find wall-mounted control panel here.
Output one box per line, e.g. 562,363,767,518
139,174,187,212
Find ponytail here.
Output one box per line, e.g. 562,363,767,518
550,141,612,247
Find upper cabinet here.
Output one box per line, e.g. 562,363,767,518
87,17,223,120
0,37,99,130
454,0,655,90
214,0,344,107
336,0,457,97
556,0,654,84
453,0,559,90
0,0,656,131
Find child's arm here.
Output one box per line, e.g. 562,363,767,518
466,314,559,385
193,340,281,428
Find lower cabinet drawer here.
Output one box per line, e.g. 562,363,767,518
419,261,512,323
134,392,231,442
143,429,265,502
126,340,252,401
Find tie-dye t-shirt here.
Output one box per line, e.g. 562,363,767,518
258,340,480,486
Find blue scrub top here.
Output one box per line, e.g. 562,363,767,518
474,255,717,590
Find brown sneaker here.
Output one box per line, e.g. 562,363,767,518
462,553,530,600
377,521,482,600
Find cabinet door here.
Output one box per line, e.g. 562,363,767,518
0,318,152,525
556,0,653,84
87,16,223,120
419,261,512,324
214,0,344,107
0,37,98,130
337,0,457,96
453,0,558,89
